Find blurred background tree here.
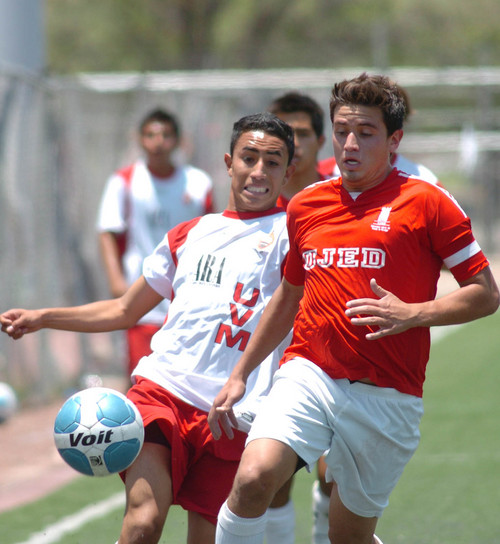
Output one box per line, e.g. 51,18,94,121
46,0,500,74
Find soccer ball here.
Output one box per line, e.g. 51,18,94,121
0,382,18,423
54,387,144,477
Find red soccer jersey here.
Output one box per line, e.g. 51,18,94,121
317,156,338,178
283,169,488,397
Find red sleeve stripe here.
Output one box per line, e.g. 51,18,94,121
167,216,203,267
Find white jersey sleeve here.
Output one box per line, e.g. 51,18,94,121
393,154,439,185
96,172,128,233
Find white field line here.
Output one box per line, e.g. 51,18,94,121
15,492,124,544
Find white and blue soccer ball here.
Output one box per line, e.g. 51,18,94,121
0,382,18,423
54,387,144,477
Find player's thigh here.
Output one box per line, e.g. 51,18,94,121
177,447,242,525
247,359,335,469
317,455,333,496
124,442,173,518
187,511,215,544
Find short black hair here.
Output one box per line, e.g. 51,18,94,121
269,92,324,139
230,112,295,166
139,108,181,138
329,73,406,136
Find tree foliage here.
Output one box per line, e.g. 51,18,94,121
46,0,500,74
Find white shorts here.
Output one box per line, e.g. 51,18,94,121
247,357,424,518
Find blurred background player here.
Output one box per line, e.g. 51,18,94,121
312,82,442,544
1,112,296,544
317,84,441,186
97,108,214,378
268,92,326,210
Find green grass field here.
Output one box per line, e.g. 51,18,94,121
2,311,499,544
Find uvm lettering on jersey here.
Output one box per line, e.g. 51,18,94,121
303,247,386,270
215,282,260,351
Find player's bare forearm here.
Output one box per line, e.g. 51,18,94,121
346,268,499,340
414,266,499,325
1,299,131,340
99,231,128,297
208,278,303,439
1,277,163,340
232,278,302,382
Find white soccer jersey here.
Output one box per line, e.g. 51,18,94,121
133,208,290,429
393,154,439,185
96,160,213,325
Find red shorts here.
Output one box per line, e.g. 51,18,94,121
126,377,247,525
126,324,159,375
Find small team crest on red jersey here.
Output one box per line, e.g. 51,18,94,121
371,207,392,232
257,231,275,250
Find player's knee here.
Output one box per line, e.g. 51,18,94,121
125,519,164,544
123,504,166,543
329,514,378,544
233,460,280,505
329,526,372,544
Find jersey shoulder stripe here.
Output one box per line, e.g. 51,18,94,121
167,215,204,266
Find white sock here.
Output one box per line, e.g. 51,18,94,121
216,500,267,544
373,535,384,544
312,480,330,544
264,500,295,544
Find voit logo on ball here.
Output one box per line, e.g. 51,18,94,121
54,387,144,477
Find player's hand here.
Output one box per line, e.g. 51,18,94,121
345,279,417,340
0,309,43,339
208,377,247,440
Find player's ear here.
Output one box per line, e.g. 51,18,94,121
389,129,403,153
283,163,296,185
224,153,233,175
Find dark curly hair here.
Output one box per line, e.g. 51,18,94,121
329,73,406,136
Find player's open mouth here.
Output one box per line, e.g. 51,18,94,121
343,158,360,169
246,186,269,194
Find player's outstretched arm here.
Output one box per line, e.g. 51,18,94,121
346,267,499,340
0,276,163,340
208,278,303,440
99,231,129,298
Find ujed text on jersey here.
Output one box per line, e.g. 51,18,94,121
302,247,386,270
